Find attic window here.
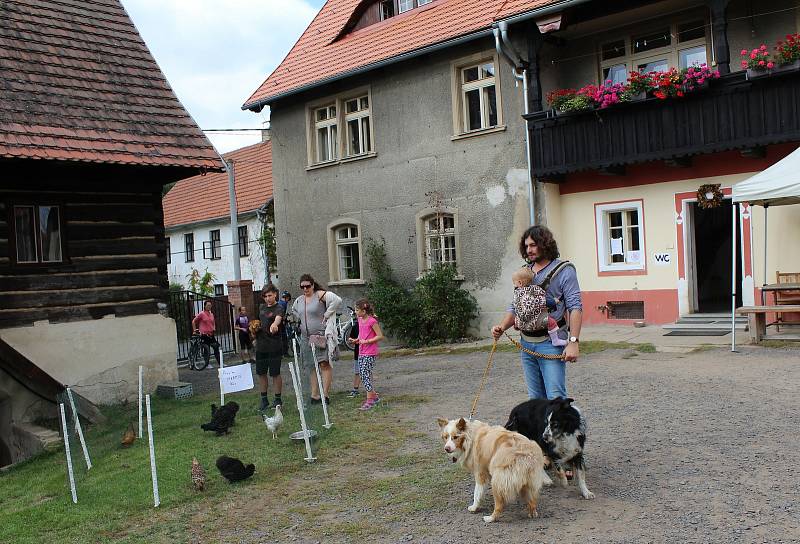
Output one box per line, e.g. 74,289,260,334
339,0,434,37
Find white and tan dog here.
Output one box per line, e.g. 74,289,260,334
437,417,551,523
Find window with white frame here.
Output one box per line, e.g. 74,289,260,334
12,204,62,264
313,104,338,163
345,96,372,157
214,284,225,297
424,213,457,269
595,201,645,272
335,225,361,280
458,60,499,133
600,17,708,84
238,225,249,257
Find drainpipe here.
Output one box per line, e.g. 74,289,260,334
222,157,242,282
494,23,536,226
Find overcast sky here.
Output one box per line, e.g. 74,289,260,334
121,0,326,153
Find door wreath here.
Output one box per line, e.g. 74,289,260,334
697,183,723,209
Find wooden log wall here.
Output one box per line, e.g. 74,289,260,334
0,163,183,329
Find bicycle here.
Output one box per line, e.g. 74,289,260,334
335,306,357,351
187,333,218,371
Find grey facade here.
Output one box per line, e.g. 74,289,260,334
268,36,535,334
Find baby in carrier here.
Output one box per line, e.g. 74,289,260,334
511,267,568,347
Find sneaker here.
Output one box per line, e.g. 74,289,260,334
259,397,270,411
359,397,380,411
324,397,331,405
310,397,322,405
273,397,282,407
347,389,360,398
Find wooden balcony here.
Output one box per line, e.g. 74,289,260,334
525,70,800,179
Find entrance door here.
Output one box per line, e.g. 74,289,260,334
690,199,742,313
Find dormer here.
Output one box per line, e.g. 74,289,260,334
337,0,434,38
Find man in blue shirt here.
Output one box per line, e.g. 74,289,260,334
492,225,582,400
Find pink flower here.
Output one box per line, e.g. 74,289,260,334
759,60,766,66
751,52,758,59
767,61,775,69
760,44,767,50
741,49,748,56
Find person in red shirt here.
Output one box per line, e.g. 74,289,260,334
192,301,221,369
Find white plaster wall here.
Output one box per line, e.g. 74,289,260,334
0,314,178,405
166,215,276,293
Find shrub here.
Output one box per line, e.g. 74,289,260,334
365,238,478,347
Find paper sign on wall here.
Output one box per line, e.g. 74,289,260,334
610,238,624,256
653,252,672,266
219,364,254,393
626,250,641,264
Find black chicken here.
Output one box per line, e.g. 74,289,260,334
216,455,255,482
200,401,239,435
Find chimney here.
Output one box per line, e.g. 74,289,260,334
261,128,271,142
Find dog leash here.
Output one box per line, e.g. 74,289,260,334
504,332,566,360
468,339,498,420
469,334,567,420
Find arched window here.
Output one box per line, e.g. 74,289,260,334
415,208,461,276
327,220,365,284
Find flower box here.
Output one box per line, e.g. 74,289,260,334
746,67,770,80
628,91,647,102
773,59,800,74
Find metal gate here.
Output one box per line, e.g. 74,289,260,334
168,290,236,361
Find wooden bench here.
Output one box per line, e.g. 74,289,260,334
737,305,800,343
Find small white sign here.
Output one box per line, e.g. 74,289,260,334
653,252,672,266
610,238,624,256
219,364,254,394
626,250,641,264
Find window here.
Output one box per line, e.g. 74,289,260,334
461,62,497,132
238,225,249,257
327,220,364,284
345,95,372,157
452,55,502,136
380,0,394,20
398,0,431,12
336,225,361,280
214,284,225,297
210,230,221,260
599,17,708,84
12,205,62,264
184,233,194,263
595,201,646,272
308,89,375,167
166,237,171,264
424,214,457,268
314,105,338,163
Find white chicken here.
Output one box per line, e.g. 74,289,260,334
262,405,283,439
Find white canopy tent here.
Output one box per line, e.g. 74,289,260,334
730,146,800,350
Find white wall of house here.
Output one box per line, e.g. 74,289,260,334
166,214,277,294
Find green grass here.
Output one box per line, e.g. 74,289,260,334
0,390,451,543
760,340,800,349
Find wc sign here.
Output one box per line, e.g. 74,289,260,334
653,252,672,266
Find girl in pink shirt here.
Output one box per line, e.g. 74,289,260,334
352,299,384,411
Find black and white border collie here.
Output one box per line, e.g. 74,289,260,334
505,397,595,499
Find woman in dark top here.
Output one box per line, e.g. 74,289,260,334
254,284,284,411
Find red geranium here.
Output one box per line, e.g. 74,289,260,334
775,33,800,64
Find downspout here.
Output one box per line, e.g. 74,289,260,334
494,23,536,226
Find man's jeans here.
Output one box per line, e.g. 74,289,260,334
519,336,567,399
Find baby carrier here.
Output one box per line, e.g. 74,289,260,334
513,261,574,335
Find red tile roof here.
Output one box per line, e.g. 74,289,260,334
244,0,562,109
0,0,221,170
163,141,272,228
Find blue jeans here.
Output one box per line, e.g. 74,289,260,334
520,337,567,400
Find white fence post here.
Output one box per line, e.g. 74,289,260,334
145,395,160,507
66,388,91,470
59,403,77,504
138,365,144,439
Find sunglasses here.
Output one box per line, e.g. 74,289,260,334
300,284,313,289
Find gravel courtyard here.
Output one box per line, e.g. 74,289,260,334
181,344,800,543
